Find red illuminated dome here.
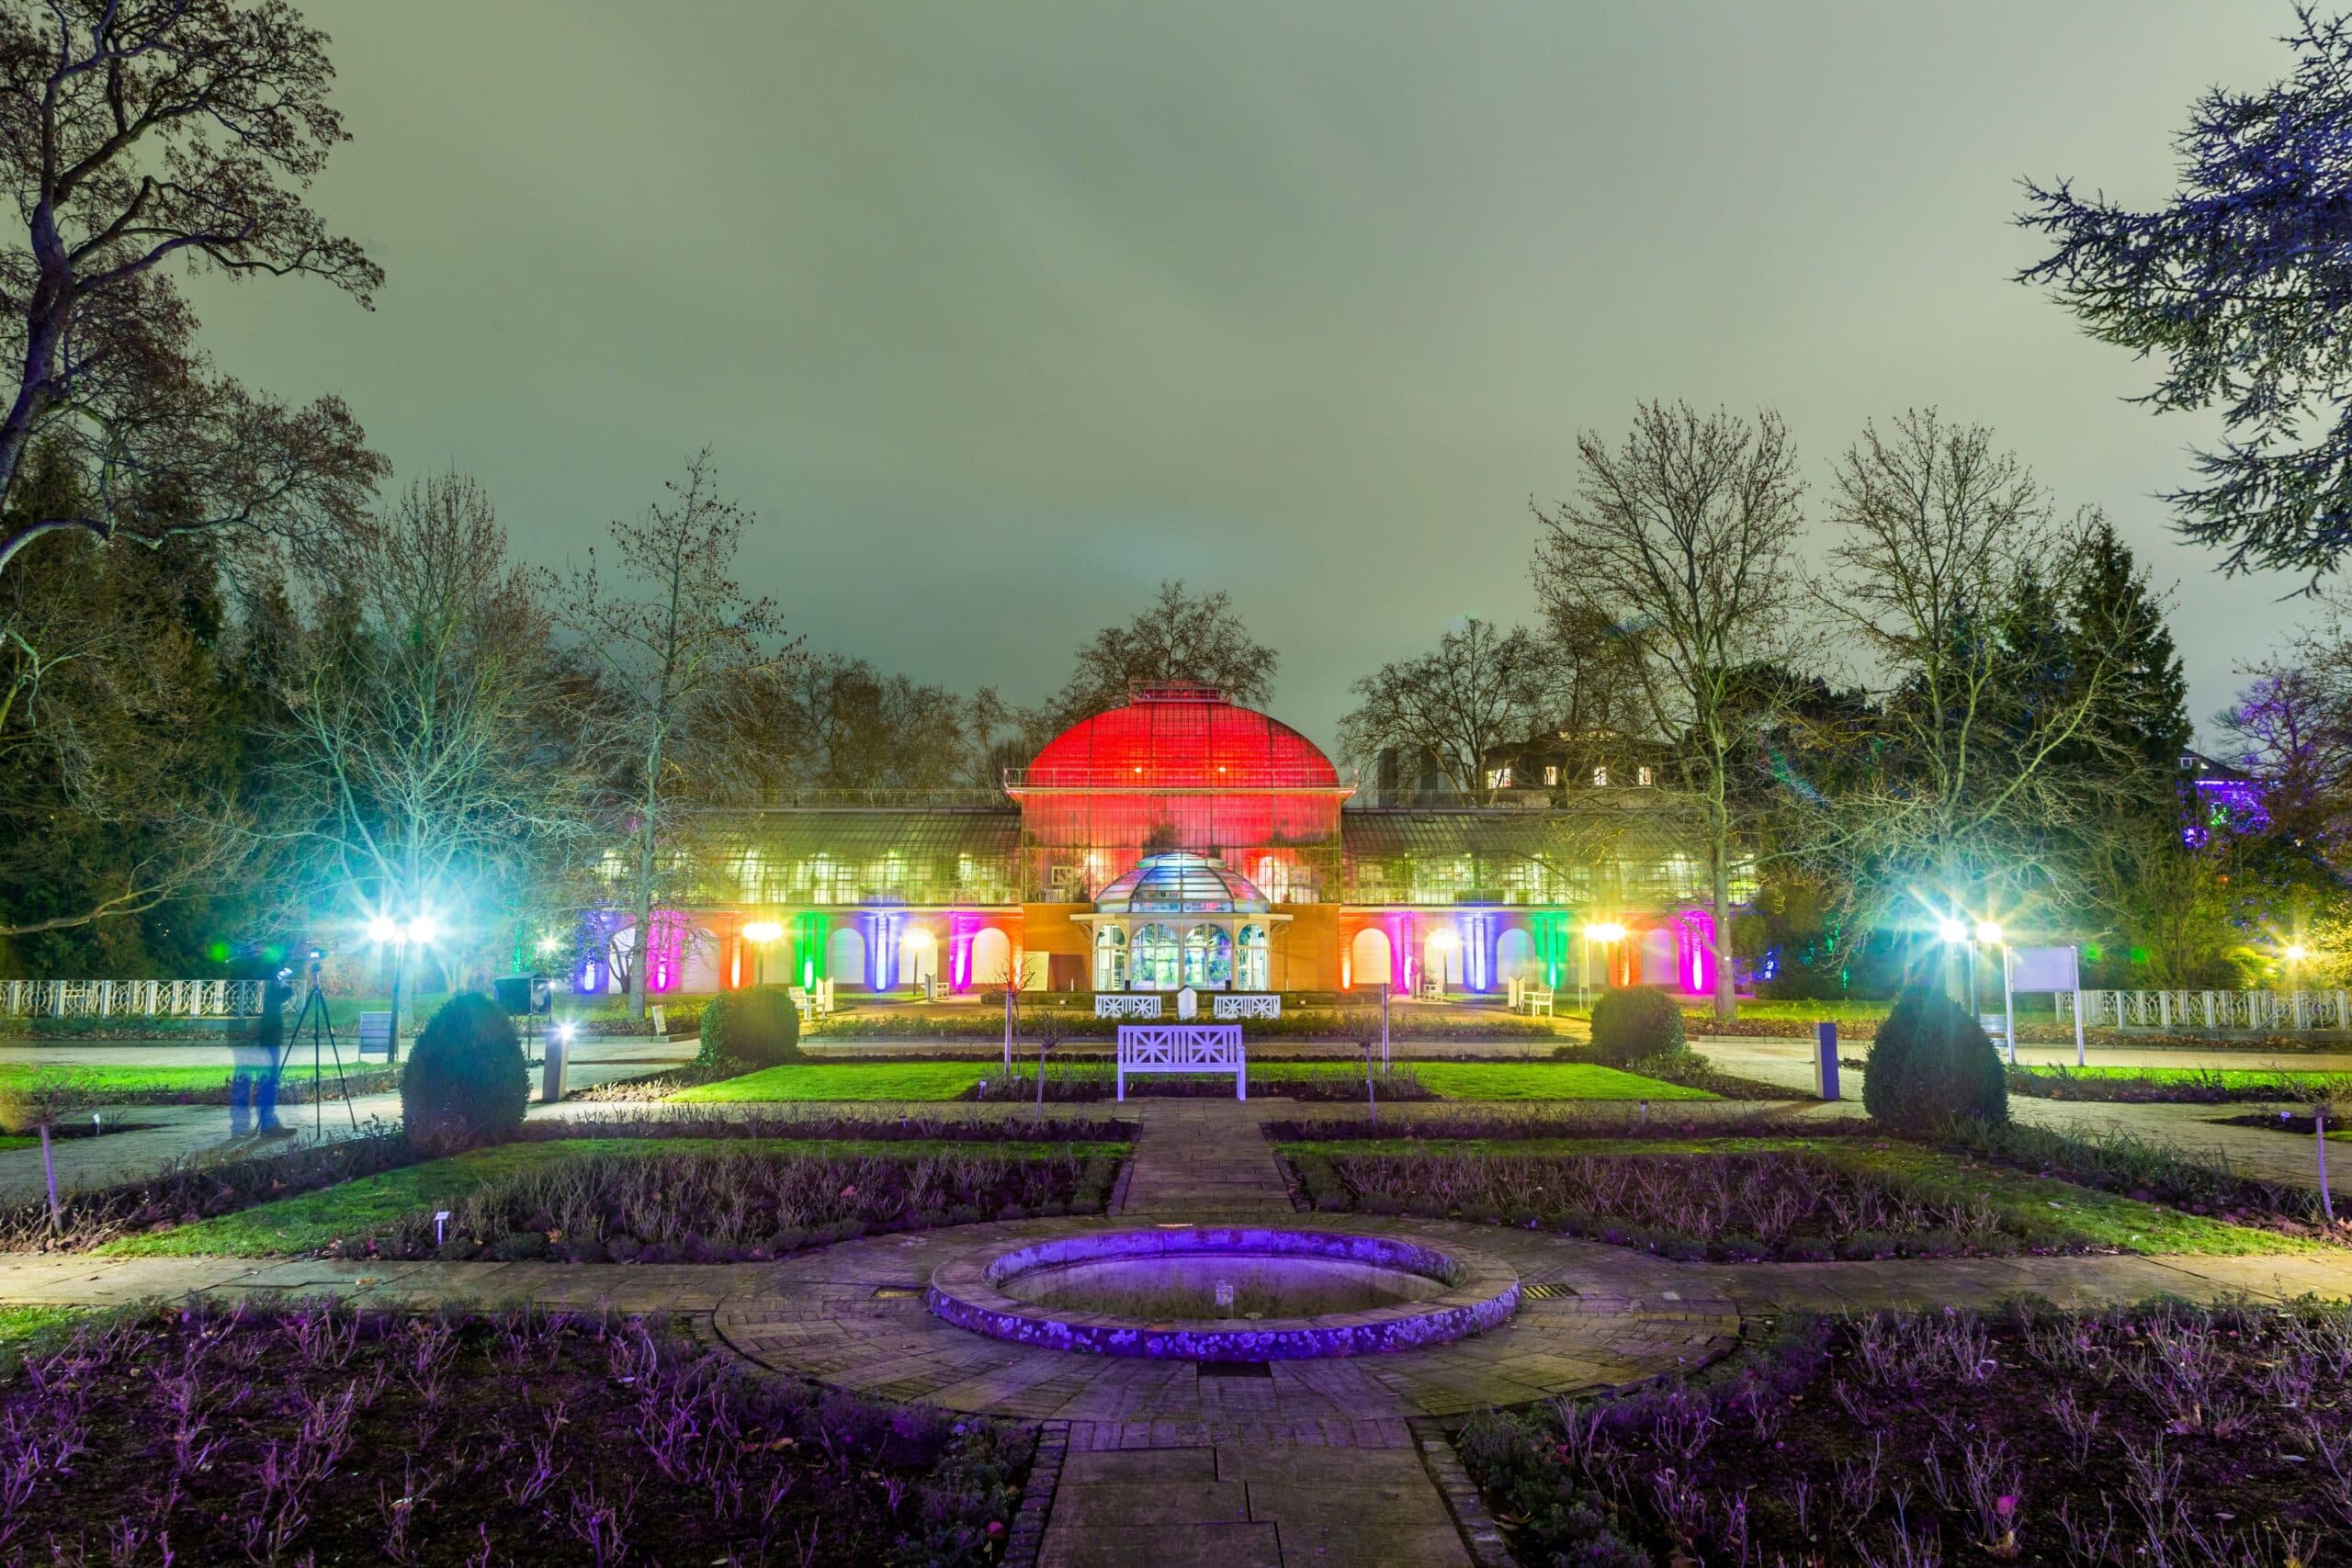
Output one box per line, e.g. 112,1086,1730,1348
1017,683,1340,791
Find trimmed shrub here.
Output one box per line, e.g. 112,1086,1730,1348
401,993,528,1151
1863,987,2007,1131
1587,985,1687,1066
697,987,802,1067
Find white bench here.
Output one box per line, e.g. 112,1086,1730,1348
1116,1024,1245,1100
1095,993,1162,1020
1211,992,1280,1020
1521,987,1555,1017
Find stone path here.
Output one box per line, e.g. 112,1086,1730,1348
1118,1099,1293,1215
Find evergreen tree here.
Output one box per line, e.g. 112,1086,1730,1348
2064,519,2191,780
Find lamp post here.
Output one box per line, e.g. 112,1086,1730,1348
1936,917,1971,1006
1974,919,2012,1063
368,910,438,1066
741,919,783,987
1580,921,1625,1010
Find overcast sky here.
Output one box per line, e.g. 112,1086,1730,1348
193,2,2308,752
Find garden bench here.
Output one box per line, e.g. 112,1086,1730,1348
1210,992,1280,1020
1521,986,1555,1017
1115,1023,1246,1100
1094,993,1162,1020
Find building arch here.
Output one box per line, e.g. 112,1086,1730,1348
1496,927,1536,986
970,927,1012,987
1424,929,1462,990
1349,928,1393,991
1236,923,1270,991
1640,927,1678,992
901,925,938,988
826,926,866,991
1183,924,1233,989
1132,922,1182,990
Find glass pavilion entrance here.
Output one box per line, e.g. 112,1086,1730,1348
1074,852,1288,992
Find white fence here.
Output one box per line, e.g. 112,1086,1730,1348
0,979,266,1020
1095,994,1163,1020
2065,988,2352,1032
1211,993,1281,1021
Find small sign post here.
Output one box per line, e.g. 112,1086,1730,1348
2009,945,2086,1066
1814,1021,1839,1101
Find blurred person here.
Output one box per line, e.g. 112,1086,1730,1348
229,965,294,1139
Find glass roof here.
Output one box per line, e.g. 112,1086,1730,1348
1092,852,1271,913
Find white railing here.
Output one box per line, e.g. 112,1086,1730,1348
1095,993,1163,1020
1210,992,1281,1020
1115,1023,1246,1100
2064,988,2352,1032
0,978,265,1019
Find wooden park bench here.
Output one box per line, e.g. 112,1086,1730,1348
1115,1023,1245,1101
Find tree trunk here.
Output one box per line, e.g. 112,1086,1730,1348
1711,805,1736,1023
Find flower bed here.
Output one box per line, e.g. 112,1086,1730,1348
810,1005,1566,1043
1279,1141,2304,1258
322,1145,1126,1263
1460,1298,2352,1567
0,1303,1024,1565
1,1113,1136,1254
967,1064,1440,1101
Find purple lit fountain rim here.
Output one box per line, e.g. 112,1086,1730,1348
924,1226,1521,1361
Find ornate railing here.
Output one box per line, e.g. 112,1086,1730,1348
0,979,266,1019
2065,988,2352,1032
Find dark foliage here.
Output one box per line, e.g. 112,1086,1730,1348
968,1063,1436,1101
2011,1065,2352,1105
697,986,802,1067
400,993,528,1151
0,1303,1023,1565
2021,9,2352,574
337,1146,1124,1263
1263,1110,1872,1144
1291,1149,2051,1260
1465,1300,2352,1564
1863,987,2007,1131
1944,1116,2340,1234
1587,985,1686,1066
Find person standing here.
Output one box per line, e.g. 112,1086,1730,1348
229,966,294,1139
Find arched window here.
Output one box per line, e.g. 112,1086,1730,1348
1183,924,1233,989
1131,923,1181,991
1236,924,1270,991
1092,925,1127,991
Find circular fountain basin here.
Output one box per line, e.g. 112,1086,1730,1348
924,1227,1520,1361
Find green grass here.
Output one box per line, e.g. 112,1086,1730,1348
672,1062,993,1102
1275,1134,2302,1256
2019,1066,2349,1089
1407,1062,1711,1101
0,1304,84,1344
0,1065,239,1094
672,1058,1706,1104
97,1135,1122,1258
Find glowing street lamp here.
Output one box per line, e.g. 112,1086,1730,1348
368,905,442,1066
1973,919,2004,946
1936,918,1969,944
1578,921,1626,1010
2285,942,2311,964
742,919,784,986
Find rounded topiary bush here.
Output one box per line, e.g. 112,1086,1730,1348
401,993,528,1151
697,986,801,1067
1588,985,1687,1066
1863,987,2008,1131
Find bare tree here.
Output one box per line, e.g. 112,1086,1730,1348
1532,401,1810,1021
276,472,585,994
1338,617,1554,805
1808,410,2125,929
1049,580,1278,723
0,0,384,581
555,451,794,1021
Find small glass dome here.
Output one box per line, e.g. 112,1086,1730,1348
1091,852,1272,914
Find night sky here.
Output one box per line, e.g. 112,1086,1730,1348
193,3,2295,751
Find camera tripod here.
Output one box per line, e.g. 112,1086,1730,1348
288,960,360,1135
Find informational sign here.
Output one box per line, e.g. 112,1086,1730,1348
2005,944,2086,1066
2009,945,2081,993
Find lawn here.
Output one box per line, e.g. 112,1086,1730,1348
99,1135,1124,1257
673,1058,1707,1103
0,1063,400,1106
2018,1065,2349,1088
1277,1133,2304,1256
